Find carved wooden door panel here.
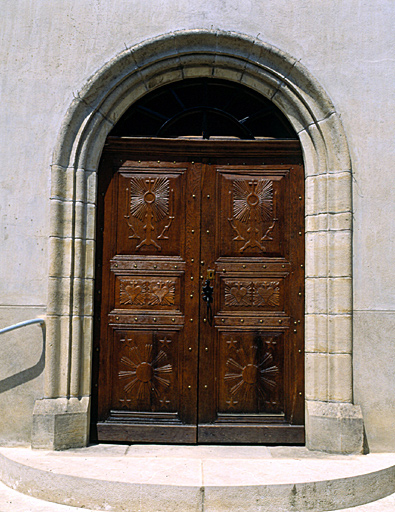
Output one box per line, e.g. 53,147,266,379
93,139,304,444
197,162,304,443
95,156,201,443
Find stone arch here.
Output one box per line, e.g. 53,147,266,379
32,30,363,453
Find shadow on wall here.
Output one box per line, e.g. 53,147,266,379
0,321,45,393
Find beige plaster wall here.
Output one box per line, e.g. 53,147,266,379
0,308,45,445
0,0,394,450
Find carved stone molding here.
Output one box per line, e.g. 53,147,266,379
35,30,357,452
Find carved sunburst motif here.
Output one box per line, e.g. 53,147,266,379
233,179,273,223
118,337,172,400
228,178,276,252
225,344,278,402
129,177,169,222
125,176,174,251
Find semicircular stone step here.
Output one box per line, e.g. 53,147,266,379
0,445,394,512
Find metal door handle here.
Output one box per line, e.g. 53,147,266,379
202,272,214,326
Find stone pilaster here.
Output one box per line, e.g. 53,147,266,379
306,401,364,454
32,397,90,450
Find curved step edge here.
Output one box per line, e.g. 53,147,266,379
0,450,394,512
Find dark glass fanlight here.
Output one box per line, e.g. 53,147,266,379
110,78,297,139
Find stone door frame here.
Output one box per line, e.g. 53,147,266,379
32,30,363,453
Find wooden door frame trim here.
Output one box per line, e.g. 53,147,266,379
102,137,303,160
32,30,363,454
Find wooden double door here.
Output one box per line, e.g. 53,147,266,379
93,138,305,444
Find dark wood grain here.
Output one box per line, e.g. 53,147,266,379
93,139,304,444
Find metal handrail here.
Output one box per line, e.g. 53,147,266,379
0,319,46,393
0,318,46,336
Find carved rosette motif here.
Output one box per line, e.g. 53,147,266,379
118,336,173,403
228,178,276,252
124,176,174,251
224,280,280,307
119,278,176,306
224,342,278,403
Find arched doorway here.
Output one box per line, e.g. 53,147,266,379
91,79,304,444
32,31,362,454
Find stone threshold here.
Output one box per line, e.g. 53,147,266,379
0,445,394,512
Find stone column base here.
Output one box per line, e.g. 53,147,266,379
32,397,90,450
306,401,364,454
